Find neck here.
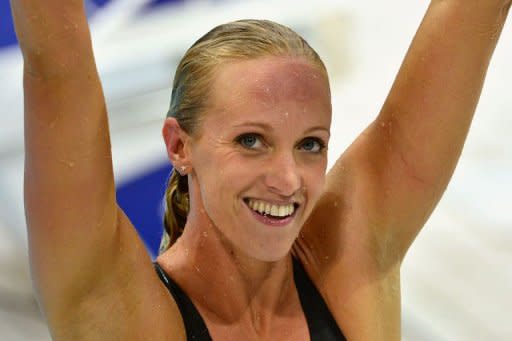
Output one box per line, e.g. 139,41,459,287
158,208,296,330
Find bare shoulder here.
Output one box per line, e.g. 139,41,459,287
45,216,187,341
292,148,402,340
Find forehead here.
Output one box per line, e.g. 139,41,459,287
208,57,331,114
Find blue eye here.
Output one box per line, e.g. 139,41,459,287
237,134,263,149
300,138,325,153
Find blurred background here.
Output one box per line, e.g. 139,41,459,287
0,0,511,339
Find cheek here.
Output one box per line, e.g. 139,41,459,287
303,159,328,201
192,148,249,211
309,173,326,200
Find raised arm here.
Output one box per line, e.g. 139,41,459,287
10,0,168,337
301,0,511,269
347,0,511,260
13,0,117,302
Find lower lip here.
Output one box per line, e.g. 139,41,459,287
245,202,297,227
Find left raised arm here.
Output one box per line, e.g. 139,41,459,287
326,0,510,262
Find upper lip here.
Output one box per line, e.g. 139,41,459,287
244,197,300,206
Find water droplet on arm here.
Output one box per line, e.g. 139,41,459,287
59,159,75,168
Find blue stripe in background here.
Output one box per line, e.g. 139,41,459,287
116,163,173,259
0,1,17,48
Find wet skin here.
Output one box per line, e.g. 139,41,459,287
189,56,332,261
160,56,332,338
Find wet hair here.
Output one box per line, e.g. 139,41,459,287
160,19,328,254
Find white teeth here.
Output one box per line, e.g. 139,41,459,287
265,203,271,215
258,201,265,214
247,199,296,217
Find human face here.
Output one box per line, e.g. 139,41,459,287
188,57,332,262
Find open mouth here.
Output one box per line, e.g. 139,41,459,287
243,198,299,220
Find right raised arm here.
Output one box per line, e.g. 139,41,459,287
11,0,156,332
12,0,117,296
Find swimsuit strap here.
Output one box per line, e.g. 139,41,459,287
155,258,346,341
292,256,347,341
154,263,213,340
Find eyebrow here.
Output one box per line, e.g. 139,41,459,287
233,122,330,136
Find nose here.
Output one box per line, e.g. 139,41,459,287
264,152,302,197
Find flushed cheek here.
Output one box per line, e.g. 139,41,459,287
312,179,326,204
304,169,327,209
201,166,252,216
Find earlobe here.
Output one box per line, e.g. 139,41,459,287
162,118,192,170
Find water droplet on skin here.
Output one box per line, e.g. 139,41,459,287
333,201,338,207
202,231,208,238
279,112,290,123
60,160,75,168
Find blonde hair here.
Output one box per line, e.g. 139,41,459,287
160,19,328,253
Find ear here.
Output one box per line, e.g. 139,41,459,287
162,117,192,173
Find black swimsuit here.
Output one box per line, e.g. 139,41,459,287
154,257,346,340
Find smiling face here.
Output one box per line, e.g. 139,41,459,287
185,56,332,261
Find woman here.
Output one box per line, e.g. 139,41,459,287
10,0,510,340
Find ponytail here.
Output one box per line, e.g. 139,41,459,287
159,168,189,254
